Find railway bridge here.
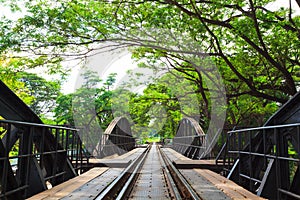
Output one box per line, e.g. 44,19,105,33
0,80,300,200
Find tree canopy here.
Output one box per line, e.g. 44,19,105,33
1,0,300,133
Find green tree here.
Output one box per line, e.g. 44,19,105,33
1,0,299,128
0,59,34,106
124,70,205,139
54,70,117,152
54,70,116,127
18,72,61,116
0,58,62,120
54,93,74,125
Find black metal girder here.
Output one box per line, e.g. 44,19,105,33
0,138,22,199
0,80,76,197
172,118,207,159
95,117,135,158
0,80,43,123
228,92,300,199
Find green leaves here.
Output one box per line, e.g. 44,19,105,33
0,60,61,115
0,0,299,129
54,70,117,128
19,72,61,115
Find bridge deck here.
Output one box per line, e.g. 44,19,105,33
28,147,265,200
161,148,222,172
27,148,147,200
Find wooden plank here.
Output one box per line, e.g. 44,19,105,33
194,169,266,200
27,167,109,200
62,168,123,199
102,153,119,159
179,169,231,200
89,148,144,164
89,148,146,168
174,159,215,166
174,159,223,172
117,147,145,159
161,148,192,161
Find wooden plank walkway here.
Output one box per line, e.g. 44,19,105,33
194,169,265,200
161,148,222,172
28,148,147,200
61,168,123,199
89,148,146,168
27,167,109,200
161,148,266,200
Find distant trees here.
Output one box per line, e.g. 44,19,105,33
128,81,182,140
53,70,117,151
0,61,34,106
19,72,61,116
54,71,116,128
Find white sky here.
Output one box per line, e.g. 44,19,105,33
62,52,139,94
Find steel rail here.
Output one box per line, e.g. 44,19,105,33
115,146,150,200
156,145,182,200
94,145,150,200
95,144,201,200
160,148,201,200
117,144,183,200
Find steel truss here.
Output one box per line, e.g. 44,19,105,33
172,117,208,159
94,117,135,158
0,80,88,199
226,123,300,199
219,91,300,199
0,120,88,199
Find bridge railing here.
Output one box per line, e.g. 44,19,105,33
0,119,88,199
224,123,300,199
215,127,239,172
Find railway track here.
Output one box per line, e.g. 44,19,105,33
94,143,201,200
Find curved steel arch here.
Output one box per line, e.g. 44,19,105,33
95,117,135,158
172,117,207,159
